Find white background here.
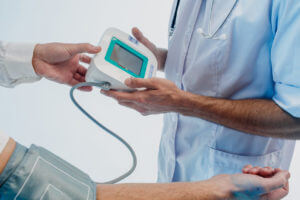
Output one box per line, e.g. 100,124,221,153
0,0,299,199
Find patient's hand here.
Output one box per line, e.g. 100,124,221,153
210,166,290,200
32,42,101,91
96,166,289,200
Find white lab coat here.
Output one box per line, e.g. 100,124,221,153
0,41,40,153
0,42,40,88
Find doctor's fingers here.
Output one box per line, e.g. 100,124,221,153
64,43,101,56
132,27,157,51
101,90,137,101
118,101,148,115
125,78,159,89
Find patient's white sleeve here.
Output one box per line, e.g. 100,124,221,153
0,41,41,87
0,131,9,154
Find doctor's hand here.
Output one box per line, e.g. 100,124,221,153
32,43,101,91
131,27,167,71
101,77,184,115
211,166,290,200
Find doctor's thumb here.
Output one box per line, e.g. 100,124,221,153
132,28,148,44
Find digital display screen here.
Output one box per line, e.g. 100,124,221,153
110,44,143,76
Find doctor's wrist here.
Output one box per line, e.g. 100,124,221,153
173,90,201,115
166,89,188,113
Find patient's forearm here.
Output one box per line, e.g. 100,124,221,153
97,182,224,200
0,138,16,175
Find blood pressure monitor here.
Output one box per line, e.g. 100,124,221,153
86,28,158,91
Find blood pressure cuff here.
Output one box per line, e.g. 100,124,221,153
0,143,96,200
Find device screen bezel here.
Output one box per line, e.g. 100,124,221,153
105,37,148,78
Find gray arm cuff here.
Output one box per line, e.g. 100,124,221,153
0,143,96,200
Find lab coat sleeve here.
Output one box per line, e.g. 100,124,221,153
271,0,300,118
0,41,41,88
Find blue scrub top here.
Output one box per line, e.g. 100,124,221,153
158,0,299,182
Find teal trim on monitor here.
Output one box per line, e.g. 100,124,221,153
105,37,148,78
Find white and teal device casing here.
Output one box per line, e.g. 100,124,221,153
86,28,158,91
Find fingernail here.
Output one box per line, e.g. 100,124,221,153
94,46,101,51
125,78,132,85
